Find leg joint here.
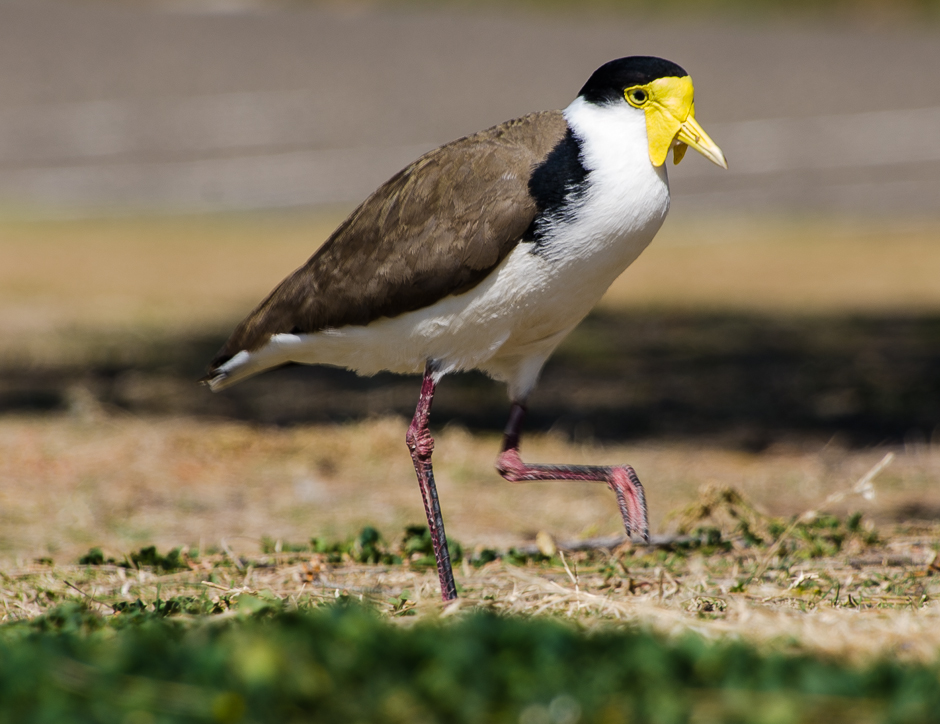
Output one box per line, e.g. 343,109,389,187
406,424,434,458
495,448,525,482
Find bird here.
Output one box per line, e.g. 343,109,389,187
203,56,727,602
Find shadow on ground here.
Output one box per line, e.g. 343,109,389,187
3,310,938,450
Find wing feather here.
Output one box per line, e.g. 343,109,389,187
210,111,569,368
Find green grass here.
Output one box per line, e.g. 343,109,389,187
2,501,939,722
2,602,939,724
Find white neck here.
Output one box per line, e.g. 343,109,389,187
552,96,671,262
563,96,657,177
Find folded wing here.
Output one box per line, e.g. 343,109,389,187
209,111,569,370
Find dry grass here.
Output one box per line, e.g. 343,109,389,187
0,212,344,364
1,413,938,564
602,216,940,315
2,495,938,664
2,211,939,659
2,213,940,365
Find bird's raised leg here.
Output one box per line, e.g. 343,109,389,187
405,362,458,601
495,402,649,543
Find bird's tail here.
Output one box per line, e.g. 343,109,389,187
200,351,254,392
200,344,287,392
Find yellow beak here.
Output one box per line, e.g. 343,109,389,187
674,113,728,169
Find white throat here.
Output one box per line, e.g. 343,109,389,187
564,96,656,169
537,96,671,269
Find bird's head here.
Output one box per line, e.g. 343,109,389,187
578,56,727,169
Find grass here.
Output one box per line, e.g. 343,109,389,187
2,426,938,661
0,212,345,365
3,601,938,724
599,216,940,316
4,511,940,658
2,413,938,563
2,404,937,672
0,510,938,724
1,210,939,717
3,213,940,366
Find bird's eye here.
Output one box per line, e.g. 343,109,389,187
625,88,648,106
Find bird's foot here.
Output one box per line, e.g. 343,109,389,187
607,465,649,544
495,448,650,544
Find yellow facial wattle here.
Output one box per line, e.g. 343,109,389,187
624,76,727,169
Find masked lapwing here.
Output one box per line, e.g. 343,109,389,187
203,56,727,601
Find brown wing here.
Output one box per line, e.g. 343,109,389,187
210,110,569,368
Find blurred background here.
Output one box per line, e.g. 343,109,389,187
1,0,938,559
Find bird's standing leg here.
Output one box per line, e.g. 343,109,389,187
495,402,649,543
405,362,458,601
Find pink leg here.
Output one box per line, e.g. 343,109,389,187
405,363,458,601
495,402,650,543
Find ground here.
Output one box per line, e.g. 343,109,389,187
1,212,938,665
